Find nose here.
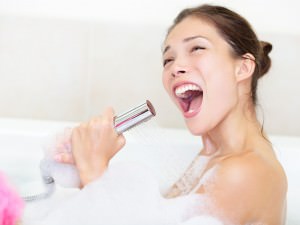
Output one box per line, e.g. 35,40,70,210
172,69,186,78
171,58,188,78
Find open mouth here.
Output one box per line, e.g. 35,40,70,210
174,83,203,116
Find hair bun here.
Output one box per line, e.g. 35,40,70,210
261,41,272,55
259,41,272,77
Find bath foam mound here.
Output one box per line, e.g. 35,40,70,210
23,162,223,225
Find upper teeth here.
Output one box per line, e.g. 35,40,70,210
175,84,201,98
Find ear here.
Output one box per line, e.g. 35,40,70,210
235,53,256,82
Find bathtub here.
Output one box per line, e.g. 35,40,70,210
0,118,299,224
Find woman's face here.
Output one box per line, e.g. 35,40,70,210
162,16,241,135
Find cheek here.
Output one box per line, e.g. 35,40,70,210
205,57,238,98
210,77,237,103
162,72,170,93
204,67,238,114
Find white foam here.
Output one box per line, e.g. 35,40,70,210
40,128,81,188
40,125,201,191
22,162,223,225
183,216,223,225
28,126,225,224
40,159,81,188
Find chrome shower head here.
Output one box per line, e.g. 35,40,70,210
114,100,156,134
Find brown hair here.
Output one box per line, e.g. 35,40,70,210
167,4,272,105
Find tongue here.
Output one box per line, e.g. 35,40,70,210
188,93,203,112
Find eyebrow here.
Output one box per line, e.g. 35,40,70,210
163,35,208,54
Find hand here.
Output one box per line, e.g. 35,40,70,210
56,107,126,186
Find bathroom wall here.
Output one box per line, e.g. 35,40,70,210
0,0,299,136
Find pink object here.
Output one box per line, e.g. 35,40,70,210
0,172,24,225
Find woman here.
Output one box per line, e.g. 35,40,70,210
56,4,287,225
160,5,287,224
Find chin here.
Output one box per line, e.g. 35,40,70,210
184,119,206,136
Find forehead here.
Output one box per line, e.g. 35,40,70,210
164,16,222,46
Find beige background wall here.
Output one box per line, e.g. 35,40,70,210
0,0,299,136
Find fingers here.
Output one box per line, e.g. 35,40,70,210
84,107,115,131
103,107,115,124
55,152,75,164
55,106,125,187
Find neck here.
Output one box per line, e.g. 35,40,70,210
201,101,264,156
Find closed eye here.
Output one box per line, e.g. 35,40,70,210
163,58,174,67
191,46,205,52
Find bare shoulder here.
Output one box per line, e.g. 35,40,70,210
216,149,287,188
203,148,287,224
